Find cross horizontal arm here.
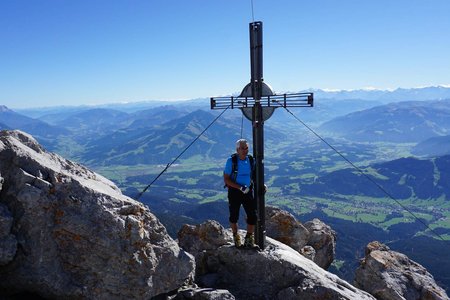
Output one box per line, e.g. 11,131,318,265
210,92,313,110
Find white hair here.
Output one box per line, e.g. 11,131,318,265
235,139,248,150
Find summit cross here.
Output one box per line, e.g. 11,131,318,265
210,21,314,249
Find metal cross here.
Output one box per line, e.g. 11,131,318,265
211,21,314,249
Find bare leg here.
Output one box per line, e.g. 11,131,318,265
247,224,255,234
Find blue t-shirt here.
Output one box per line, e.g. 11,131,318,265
224,156,252,187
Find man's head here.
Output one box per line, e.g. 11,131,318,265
236,139,249,158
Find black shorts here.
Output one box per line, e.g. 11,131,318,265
228,188,257,225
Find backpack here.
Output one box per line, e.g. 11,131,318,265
225,153,254,188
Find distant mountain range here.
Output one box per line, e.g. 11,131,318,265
298,155,450,201
80,109,287,166
413,135,450,157
1,104,283,164
15,99,207,118
0,105,69,148
12,85,450,116
319,99,450,143
305,85,450,102
79,109,239,165
3,91,450,162
39,105,193,130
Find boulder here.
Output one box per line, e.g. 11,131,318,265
355,241,449,300
304,218,337,269
265,206,336,269
0,130,195,299
178,220,231,253
179,220,375,300
265,206,310,252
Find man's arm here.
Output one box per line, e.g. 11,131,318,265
224,173,242,190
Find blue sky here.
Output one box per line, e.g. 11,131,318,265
1,0,450,108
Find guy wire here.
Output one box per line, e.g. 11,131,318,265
135,104,231,200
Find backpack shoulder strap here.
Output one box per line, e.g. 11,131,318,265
231,153,238,167
230,153,238,182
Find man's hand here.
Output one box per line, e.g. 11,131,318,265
240,185,250,194
264,184,268,194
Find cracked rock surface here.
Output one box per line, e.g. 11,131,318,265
355,241,449,300
179,220,375,300
0,130,194,299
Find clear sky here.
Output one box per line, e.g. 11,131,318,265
1,0,450,108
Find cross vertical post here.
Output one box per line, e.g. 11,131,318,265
249,22,266,249
210,21,314,249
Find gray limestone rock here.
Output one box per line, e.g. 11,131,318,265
0,203,17,266
179,220,375,300
0,130,195,299
355,241,449,300
178,220,231,253
265,206,336,269
265,206,310,252
0,203,13,238
175,287,236,299
300,245,316,261
304,218,337,269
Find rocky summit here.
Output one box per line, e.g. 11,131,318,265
1,129,448,300
355,241,449,300
178,220,375,300
0,130,194,299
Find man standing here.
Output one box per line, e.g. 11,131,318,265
223,139,257,248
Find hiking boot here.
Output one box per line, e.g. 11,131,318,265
233,233,242,247
244,233,255,248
